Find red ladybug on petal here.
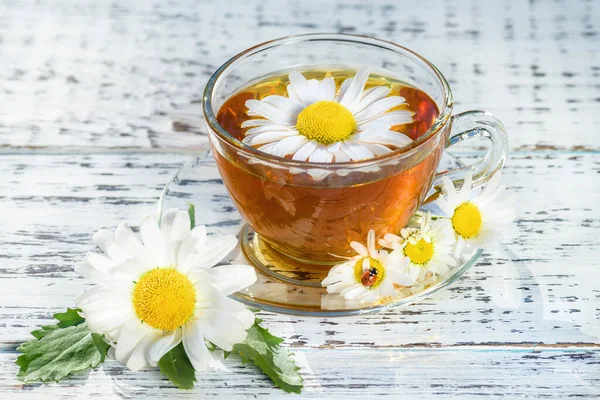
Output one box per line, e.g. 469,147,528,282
361,268,378,287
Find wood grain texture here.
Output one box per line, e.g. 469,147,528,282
2,0,600,397
1,0,599,151
2,349,599,399
1,152,598,351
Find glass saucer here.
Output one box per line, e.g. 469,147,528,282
157,151,482,317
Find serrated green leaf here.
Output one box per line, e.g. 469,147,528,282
31,325,59,340
232,320,303,393
188,203,196,229
54,308,85,328
16,323,108,383
158,343,197,389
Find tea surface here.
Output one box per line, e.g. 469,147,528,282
217,69,439,150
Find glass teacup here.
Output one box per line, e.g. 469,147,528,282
203,34,507,279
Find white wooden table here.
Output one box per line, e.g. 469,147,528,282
1,0,599,398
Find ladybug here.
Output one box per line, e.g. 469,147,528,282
361,267,378,287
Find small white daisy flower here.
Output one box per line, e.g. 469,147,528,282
321,230,414,303
242,67,413,162
75,208,257,372
435,171,516,256
379,213,458,283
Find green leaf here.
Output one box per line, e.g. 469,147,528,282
54,308,85,328
188,203,196,229
31,325,59,340
232,320,303,394
16,323,108,383
158,343,197,390
91,333,110,363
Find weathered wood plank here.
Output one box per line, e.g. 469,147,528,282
0,0,598,151
1,152,598,349
2,348,599,398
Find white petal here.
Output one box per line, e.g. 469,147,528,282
354,96,407,122
140,216,167,266
147,329,182,367
335,77,352,102
113,223,154,267
352,86,391,114
126,331,159,371
362,143,392,156
261,95,305,117
114,319,155,371
93,229,114,254
287,71,322,105
76,287,134,339
241,118,281,128
244,124,295,137
75,261,125,289
159,209,179,242
339,67,371,109
366,230,377,258
363,110,413,127
356,130,412,148
188,235,238,271
235,309,256,330
343,142,374,160
334,149,351,162
308,146,332,163
341,284,368,299
387,269,418,287
169,211,191,242
191,225,207,252
177,228,204,271
350,241,369,257
318,77,336,101
207,264,257,295
271,135,309,157
257,142,278,154
292,140,318,161
243,130,299,146
195,310,248,351
460,171,473,196
192,277,248,313
182,323,211,372
245,99,296,125
87,252,117,272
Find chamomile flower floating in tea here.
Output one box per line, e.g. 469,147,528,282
435,172,516,255
242,67,413,162
321,230,414,303
379,213,458,283
75,209,256,372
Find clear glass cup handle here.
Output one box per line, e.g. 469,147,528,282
426,110,508,202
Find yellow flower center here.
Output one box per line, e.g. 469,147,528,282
296,101,356,145
353,257,385,289
452,202,482,239
404,238,434,265
132,268,196,331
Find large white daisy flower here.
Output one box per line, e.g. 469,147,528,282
321,230,414,303
435,172,516,256
379,213,458,283
75,208,257,372
242,67,413,162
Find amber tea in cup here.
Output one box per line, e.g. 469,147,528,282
203,34,507,281
215,69,441,262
